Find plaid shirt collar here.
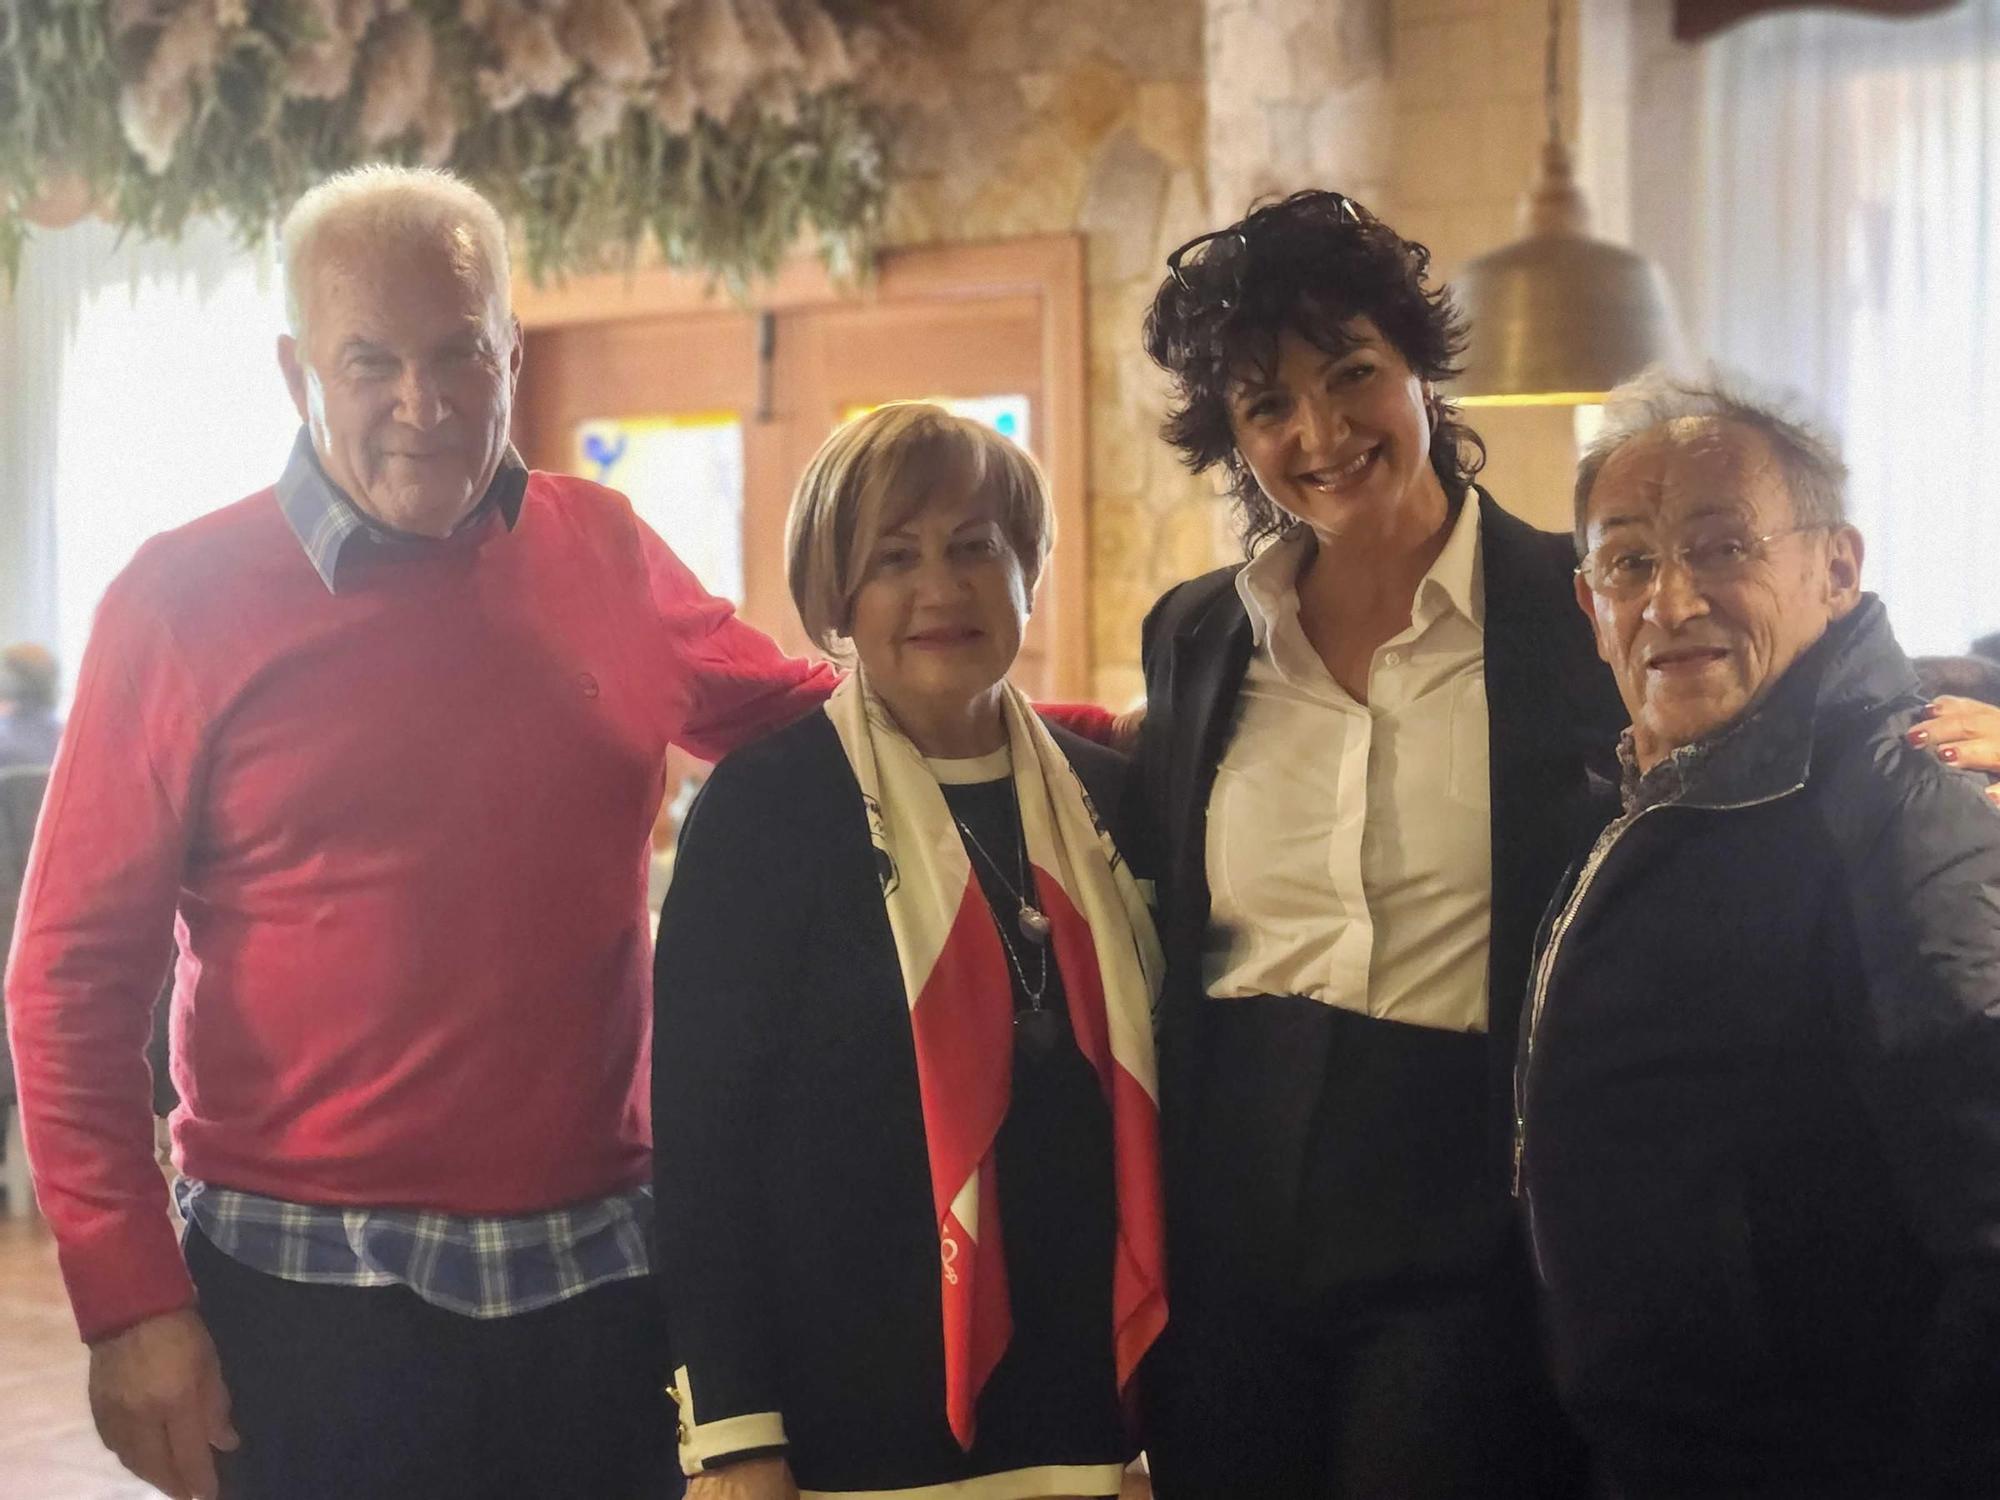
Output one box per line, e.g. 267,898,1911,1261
275,427,531,593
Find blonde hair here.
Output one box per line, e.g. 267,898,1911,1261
786,403,1054,657
280,165,512,344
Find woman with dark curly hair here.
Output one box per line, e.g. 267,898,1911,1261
1125,190,1623,1498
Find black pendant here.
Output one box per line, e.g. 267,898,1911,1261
1015,1005,1062,1056
1017,903,1052,945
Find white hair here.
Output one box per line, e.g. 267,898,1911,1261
1572,365,1849,551
280,164,512,344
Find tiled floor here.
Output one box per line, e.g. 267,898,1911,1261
0,1216,157,1499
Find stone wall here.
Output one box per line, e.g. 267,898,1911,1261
1205,0,1600,537
881,0,1220,704
1200,0,1604,537
1205,0,1395,221
882,0,1644,697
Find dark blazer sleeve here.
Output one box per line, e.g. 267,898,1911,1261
1117,576,1207,884
1827,743,2000,1483
653,744,809,1476
1045,720,1127,832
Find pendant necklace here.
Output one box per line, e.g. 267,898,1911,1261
951,795,1062,1054
952,807,1052,948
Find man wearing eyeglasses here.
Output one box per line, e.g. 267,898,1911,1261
1514,374,2000,1498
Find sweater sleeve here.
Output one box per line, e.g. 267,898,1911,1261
5,564,204,1341
652,750,807,1475
1833,756,2000,1482
635,515,838,763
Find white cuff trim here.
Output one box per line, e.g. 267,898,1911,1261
801,1462,1127,1498
673,1363,788,1476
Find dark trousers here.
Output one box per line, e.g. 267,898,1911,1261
186,1226,682,1500
1143,1260,1588,1500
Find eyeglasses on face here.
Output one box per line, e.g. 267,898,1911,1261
1165,190,1364,305
1575,522,1833,601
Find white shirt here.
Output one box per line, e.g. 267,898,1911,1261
1202,498,1493,1032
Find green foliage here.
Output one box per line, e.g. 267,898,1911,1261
0,0,891,287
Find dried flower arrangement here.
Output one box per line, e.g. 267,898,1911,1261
0,0,927,286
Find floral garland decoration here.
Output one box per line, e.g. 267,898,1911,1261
0,0,936,286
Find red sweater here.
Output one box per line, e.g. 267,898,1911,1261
5,473,837,1341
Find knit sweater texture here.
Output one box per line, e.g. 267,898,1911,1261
5,471,836,1341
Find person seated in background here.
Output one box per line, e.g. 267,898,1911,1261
0,643,61,770
654,403,1165,1500
1517,373,2000,1498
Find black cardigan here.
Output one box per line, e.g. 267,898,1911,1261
652,707,1130,1494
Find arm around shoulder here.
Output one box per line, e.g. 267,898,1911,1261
631,512,837,763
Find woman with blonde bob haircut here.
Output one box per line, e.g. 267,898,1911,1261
654,404,1168,1500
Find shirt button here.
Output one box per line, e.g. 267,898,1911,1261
1383,651,1402,667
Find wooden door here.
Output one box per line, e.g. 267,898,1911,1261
511,237,1089,706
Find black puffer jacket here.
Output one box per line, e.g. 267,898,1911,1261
1518,597,2000,1498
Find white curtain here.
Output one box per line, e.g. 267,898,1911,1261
3,218,299,693
1690,0,2000,656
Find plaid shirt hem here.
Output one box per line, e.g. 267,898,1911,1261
176,1177,653,1319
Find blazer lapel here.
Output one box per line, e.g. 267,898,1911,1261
1164,586,1255,946
1152,582,1254,1173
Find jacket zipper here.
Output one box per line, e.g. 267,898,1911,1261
1512,807,1652,1279
1511,779,1804,1282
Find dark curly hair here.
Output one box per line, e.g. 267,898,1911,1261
1143,189,1486,554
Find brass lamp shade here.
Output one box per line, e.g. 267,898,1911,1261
1452,140,1682,407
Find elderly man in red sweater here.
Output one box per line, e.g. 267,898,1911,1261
5,166,851,1500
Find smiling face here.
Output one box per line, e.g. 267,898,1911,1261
279,226,521,537
1225,317,1449,547
1576,417,1864,770
846,483,1030,755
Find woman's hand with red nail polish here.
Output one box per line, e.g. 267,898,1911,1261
1920,696,2000,775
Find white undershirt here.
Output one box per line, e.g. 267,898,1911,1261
1202,498,1493,1033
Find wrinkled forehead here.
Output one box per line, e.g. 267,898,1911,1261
305,223,506,345
1587,417,1794,534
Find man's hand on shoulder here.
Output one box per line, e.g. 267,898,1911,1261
88,1307,239,1500
686,1455,800,1500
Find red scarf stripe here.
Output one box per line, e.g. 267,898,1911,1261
1038,876,1169,1395
908,881,1016,1216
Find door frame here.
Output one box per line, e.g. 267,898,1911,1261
512,236,1092,698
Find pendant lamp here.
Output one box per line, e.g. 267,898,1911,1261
1451,0,1682,406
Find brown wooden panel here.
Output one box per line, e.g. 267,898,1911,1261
510,236,1090,698
514,309,759,473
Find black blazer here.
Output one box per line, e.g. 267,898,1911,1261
653,708,1129,1494
1128,491,1626,1284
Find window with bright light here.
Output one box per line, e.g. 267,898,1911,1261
31,221,299,682
1680,1,2000,654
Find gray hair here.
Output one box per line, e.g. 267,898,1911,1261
1572,368,1848,552
280,165,512,344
